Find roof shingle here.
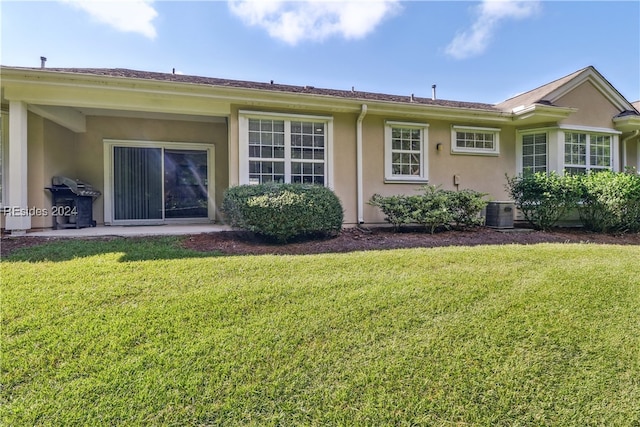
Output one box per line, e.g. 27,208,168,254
8,66,499,111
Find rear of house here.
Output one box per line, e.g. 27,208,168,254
1,65,638,234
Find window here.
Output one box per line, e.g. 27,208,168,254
240,112,332,186
384,121,429,182
451,126,500,155
521,132,547,176
564,132,611,174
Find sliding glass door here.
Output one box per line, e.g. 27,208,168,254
111,145,210,223
164,149,208,219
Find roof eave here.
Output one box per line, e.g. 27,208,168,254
508,103,577,124
1,66,510,122
613,115,640,133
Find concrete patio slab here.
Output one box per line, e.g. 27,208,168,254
20,224,232,238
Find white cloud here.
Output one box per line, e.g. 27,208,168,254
228,0,401,45
445,0,540,60
62,0,158,39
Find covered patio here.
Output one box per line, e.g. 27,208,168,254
12,223,232,238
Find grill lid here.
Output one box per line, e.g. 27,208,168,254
50,176,101,197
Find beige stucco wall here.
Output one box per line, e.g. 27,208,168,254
26,114,78,229
627,139,639,171
330,112,358,224
76,116,228,225
361,114,516,224
227,107,517,225
556,81,620,129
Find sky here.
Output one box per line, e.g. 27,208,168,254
1,0,639,105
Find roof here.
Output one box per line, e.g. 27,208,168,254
3,66,498,112
496,66,638,116
495,67,590,111
4,65,637,121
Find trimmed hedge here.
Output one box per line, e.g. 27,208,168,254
577,170,640,232
505,172,581,231
369,186,488,233
506,170,640,232
221,183,344,242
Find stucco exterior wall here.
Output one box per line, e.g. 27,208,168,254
24,114,79,229
556,81,620,129
627,139,639,170
360,114,516,224
329,112,358,224
75,116,228,225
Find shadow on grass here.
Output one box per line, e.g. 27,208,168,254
1,236,221,263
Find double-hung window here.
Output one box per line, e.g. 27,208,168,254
564,132,611,174
384,121,429,182
521,132,548,176
451,126,500,155
239,111,332,186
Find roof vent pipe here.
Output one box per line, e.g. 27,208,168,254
432,84,436,101
40,56,47,69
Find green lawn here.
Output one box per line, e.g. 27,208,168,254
2,238,639,425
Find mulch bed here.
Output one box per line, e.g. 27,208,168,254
3,227,639,258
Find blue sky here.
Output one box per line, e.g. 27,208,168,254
1,1,638,104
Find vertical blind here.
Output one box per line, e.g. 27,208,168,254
113,147,163,220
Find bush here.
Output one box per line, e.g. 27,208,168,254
369,186,487,233
368,194,416,231
505,172,581,231
445,189,489,229
577,170,640,232
412,186,454,234
221,183,344,243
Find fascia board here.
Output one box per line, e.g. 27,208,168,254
363,102,511,123
3,68,521,124
3,71,512,122
3,79,232,116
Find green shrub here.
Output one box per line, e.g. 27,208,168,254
368,194,416,231
369,186,487,233
577,170,640,232
505,172,581,231
411,186,454,234
221,183,344,242
444,189,489,229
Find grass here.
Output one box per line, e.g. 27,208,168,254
2,237,640,425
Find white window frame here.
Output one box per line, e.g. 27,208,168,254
103,139,216,225
451,125,500,156
516,126,620,175
517,130,549,176
561,129,616,174
384,121,429,183
238,110,334,188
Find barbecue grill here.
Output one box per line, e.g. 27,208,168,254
46,176,101,229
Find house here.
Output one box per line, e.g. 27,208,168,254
1,65,639,234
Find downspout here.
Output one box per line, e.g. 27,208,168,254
622,130,639,171
356,104,368,224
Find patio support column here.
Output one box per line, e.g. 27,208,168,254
356,104,367,224
5,101,31,234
